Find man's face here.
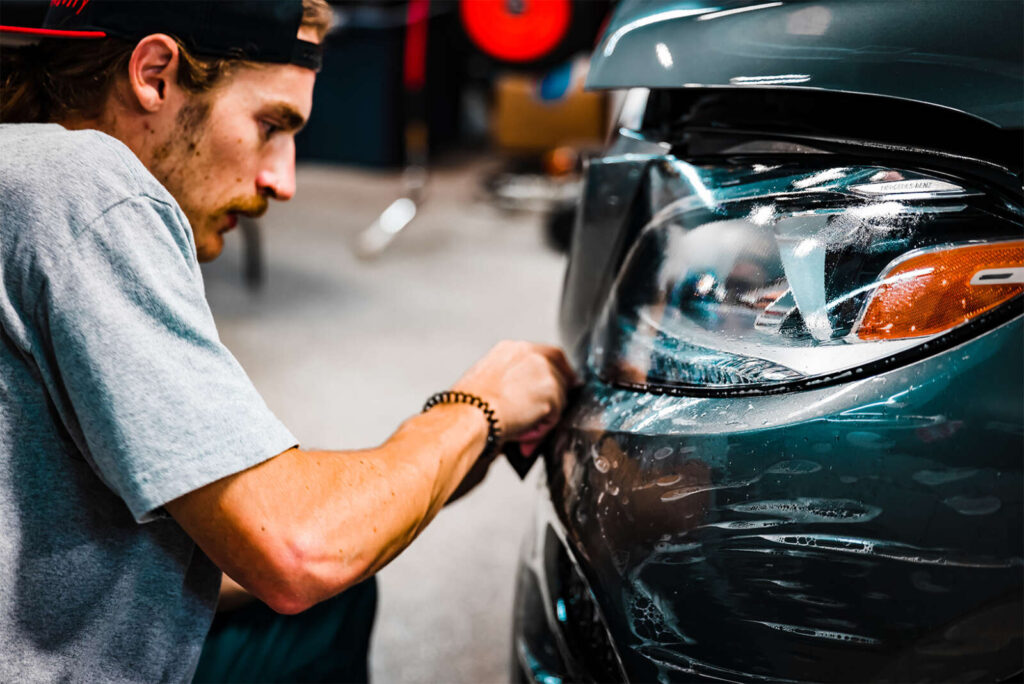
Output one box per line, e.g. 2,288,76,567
149,57,315,261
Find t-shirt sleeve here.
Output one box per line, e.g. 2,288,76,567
29,195,297,522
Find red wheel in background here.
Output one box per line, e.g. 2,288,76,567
460,0,572,64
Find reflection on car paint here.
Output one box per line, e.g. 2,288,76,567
529,313,1022,680
588,0,1024,129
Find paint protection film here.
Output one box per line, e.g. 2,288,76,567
590,160,1023,393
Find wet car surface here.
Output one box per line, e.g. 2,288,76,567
512,2,1023,678
525,336,1022,681
515,163,1022,683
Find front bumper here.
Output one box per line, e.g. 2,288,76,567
514,316,1023,683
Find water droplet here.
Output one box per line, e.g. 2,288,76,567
912,468,977,486
654,447,674,460
943,495,1001,516
767,460,822,475
593,456,611,473
786,593,847,608
704,519,785,530
910,570,950,593
655,474,682,487
847,431,893,449
660,485,712,502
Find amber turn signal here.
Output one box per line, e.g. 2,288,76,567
857,240,1024,340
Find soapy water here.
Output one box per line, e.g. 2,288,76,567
765,460,823,475
726,498,882,523
703,520,787,530
750,533,1022,569
660,474,761,502
746,620,880,646
626,579,696,646
654,447,675,460
653,541,702,553
637,644,804,684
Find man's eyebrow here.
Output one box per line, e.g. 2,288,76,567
265,102,307,132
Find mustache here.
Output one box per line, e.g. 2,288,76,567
222,195,269,219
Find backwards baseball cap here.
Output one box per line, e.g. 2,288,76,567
0,0,322,71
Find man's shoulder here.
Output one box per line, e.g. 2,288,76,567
0,123,176,217
0,124,193,252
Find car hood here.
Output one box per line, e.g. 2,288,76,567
587,0,1023,129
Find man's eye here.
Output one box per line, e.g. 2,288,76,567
260,120,282,139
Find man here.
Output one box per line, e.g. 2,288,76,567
0,1,574,681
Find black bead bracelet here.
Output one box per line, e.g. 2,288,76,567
422,390,502,459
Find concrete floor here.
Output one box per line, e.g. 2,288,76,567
200,160,566,683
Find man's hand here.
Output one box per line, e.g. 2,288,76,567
453,341,577,445
446,342,576,503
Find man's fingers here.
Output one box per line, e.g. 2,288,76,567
535,344,579,386
516,415,560,457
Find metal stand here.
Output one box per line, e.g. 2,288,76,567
353,0,431,260
240,217,265,290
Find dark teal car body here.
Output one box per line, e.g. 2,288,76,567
513,1,1023,682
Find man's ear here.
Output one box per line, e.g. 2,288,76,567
127,34,180,113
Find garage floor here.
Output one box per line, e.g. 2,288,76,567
201,160,567,683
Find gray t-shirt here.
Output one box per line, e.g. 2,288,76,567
0,124,298,682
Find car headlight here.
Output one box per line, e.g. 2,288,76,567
590,159,1023,394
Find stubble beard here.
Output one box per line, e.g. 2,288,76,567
149,98,268,262
148,97,267,261
149,97,216,247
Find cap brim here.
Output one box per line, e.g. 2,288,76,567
0,24,107,46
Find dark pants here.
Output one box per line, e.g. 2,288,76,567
193,577,378,683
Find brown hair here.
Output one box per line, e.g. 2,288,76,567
0,0,331,124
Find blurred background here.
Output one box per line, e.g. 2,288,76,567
4,0,619,678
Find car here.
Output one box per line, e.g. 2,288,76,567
511,1,1023,682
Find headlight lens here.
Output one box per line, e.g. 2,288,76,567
591,159,1023,392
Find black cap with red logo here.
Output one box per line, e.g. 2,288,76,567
0,0,322,71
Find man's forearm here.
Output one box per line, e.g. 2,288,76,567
167,402,488,613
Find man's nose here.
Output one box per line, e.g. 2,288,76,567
255,144,296,201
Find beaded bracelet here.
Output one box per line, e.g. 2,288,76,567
422,390,502,459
